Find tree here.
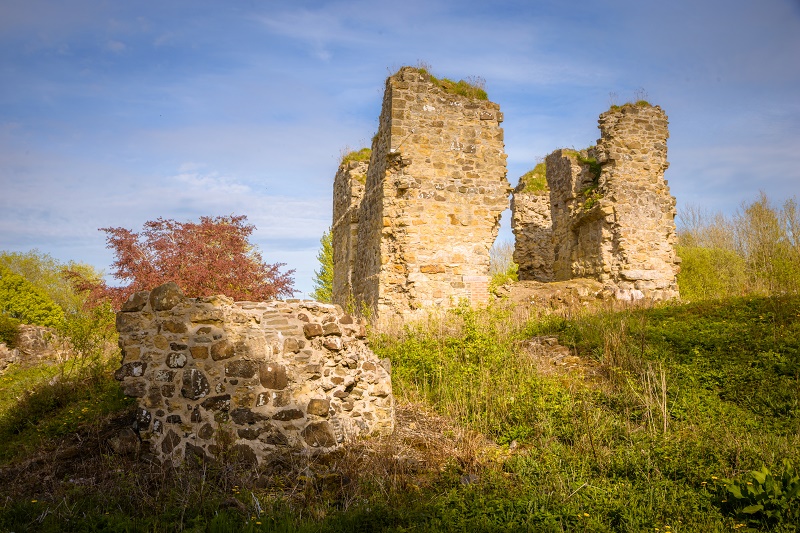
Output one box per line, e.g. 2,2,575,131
71,215,294,308
310,228,333,303
0,250,101,315
0,264,65,327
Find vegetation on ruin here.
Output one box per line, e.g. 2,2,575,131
1,193,799,531
340,147,371,166
518,162,548,193
609,100,653,111
414,67,489,101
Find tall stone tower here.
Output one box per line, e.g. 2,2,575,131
594,103,679,300
344,67,510,318
512,102,680,301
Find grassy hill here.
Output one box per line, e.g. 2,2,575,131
1,296,798,532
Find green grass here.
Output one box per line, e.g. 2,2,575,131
340,147,371,166
609,100,653,111
518,162,547,193
1,296,798,531
416,68,489,100
0,358,133,464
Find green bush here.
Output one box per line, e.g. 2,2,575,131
677,245,748,300
0,314,20,347
0,264,64,327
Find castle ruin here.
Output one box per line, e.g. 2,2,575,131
333,67,510,318
511,103,680,300
333,68,680,320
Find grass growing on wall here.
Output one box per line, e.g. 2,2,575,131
519,162,548,193
340,147,371,166
415,67,489,101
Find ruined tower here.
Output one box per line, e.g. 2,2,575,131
339,67,510,318
512,103,680,300
594,103,679,300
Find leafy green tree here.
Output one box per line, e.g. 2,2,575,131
311,228,333,303
0,264,64,327
0,250,101,315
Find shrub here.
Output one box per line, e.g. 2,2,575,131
715,461,800,529
0,314,20,347
0,264,64,327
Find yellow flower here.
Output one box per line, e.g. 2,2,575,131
31,500,38,503
583,513,589,517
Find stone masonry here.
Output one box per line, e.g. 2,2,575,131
332,159,367,306
115,282,394,465
343,67,510,319
512,103,679,300
510,173,553,282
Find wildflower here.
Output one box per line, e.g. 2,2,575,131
583,513,589,517
31,500,37,503
711,476,718,480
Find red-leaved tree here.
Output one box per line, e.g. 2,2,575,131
70,215,294,309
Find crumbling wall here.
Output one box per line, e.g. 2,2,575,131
546,148,613,283
595,104,679,300
115,282,394,465
527,103,679,300
510,175,553,282
332,159,367,307
351,67,510,319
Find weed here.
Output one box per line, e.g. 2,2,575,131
340,147,371,166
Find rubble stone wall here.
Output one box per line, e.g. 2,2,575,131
510,185,553,282
332,160,367,307
350,67,510,319
546,148,613,283
595,104,679,300
115,282,394,465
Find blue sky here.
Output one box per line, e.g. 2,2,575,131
1,0,798,296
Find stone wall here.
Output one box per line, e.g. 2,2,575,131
595,104,679,300
349,67,510,319
510,180,553,282
115,282,394,465
546,147,613,283
511,103,679,300
332,159,367,307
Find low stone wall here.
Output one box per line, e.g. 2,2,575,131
115,282,394,465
